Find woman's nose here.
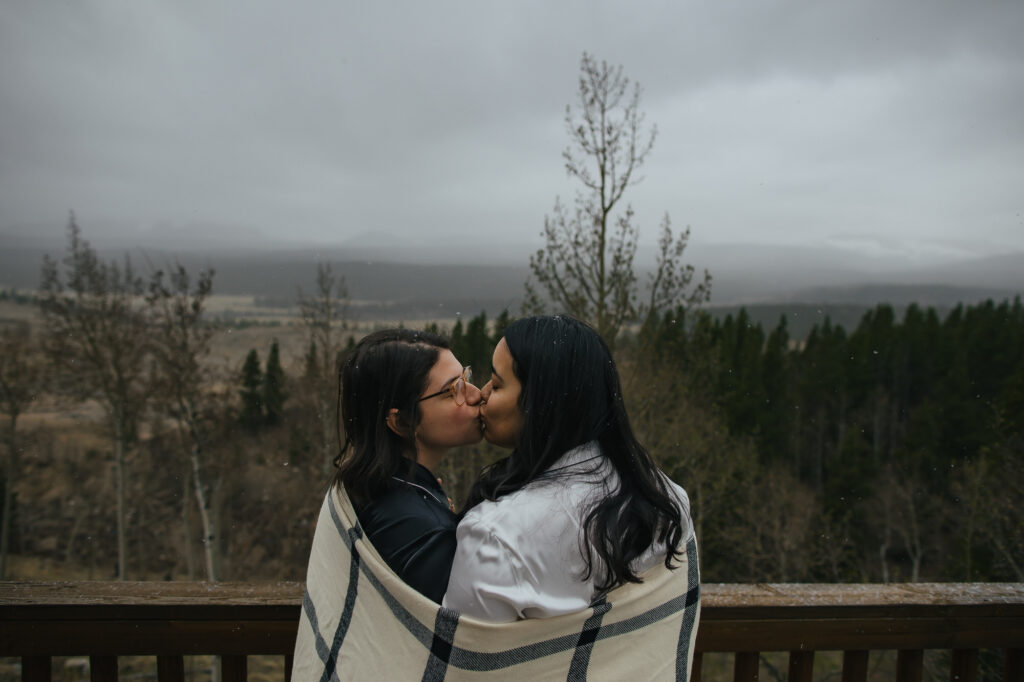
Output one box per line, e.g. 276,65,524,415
465,381,483,406
477,381,491,404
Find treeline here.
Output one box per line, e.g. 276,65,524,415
395,301,1024,584
1,220,1021,586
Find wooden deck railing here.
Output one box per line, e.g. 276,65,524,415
1,582,1022,681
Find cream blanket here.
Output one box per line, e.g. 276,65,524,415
292,485,701,681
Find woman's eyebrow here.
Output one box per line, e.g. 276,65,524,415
491,365,503,381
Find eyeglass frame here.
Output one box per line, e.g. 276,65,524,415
418,366,473,406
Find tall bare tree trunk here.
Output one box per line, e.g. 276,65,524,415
114,423,127,581
64,512,83,565
872,394,884,464
190,444,219,581
879,490,892,584
182,474,196,581
0,416,16,579
321,393,334,475
814,409,826,493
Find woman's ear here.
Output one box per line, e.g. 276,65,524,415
385,408,410,437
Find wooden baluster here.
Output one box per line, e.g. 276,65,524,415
285,654,294,682
949,649,978,682
733,652,759,682
841,650,869,682
89,656,117,682
689,651,703,682
1006,649,1024,682
897,650,924,682
21,656,51,682
220,655,247,682
788,650,814,682
156,655,184,682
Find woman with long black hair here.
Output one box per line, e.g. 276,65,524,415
443,315,694,622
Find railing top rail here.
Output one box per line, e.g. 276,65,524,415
701,582,1024,608
1,580,1021,608
0,580,305,606
1,582,1021,657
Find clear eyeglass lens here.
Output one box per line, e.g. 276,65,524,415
454,367,472,406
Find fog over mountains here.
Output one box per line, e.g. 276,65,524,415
2,227,1021,324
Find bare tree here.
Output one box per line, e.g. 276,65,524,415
730,466,818,582
147,264,221,581
38,214,150,580
0,324,43,578
298,263,349,474
873,463,937,582
953,440,1024,581
525,53,710,348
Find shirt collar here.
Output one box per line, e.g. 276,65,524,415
542,441,604,476
397,460,448,495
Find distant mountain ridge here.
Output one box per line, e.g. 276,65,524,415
1,231,1020,319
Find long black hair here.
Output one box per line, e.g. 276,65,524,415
464,315,686,591
333,328,449,508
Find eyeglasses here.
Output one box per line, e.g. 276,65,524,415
418,366,473,406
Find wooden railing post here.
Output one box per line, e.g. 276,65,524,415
787,650,814,682
897,649,923,682
1006,648,1024,682
949,649,978,682
733,652,759,682
841,650,869,682
21,656,50,682
220,655,246,682
689,651,702,682
89,655,117,682
156,655,184,682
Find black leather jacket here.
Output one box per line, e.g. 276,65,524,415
353,462,457,604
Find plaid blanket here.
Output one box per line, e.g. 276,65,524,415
292,485,701,681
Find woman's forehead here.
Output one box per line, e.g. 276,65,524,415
493,338,512,364
429,349,462,382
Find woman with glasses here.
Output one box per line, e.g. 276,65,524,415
443,315,695,622
329,328,482,603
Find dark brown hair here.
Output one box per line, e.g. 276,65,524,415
333,328,449,508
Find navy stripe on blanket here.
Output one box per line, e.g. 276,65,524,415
676,539,701,681
317,526,362,682
422,607,460,681
301,591,337,682
318,492,700,675
568,598,611,680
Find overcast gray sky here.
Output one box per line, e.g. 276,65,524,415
2,0,1022,264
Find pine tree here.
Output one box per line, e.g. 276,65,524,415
263,340,286,426
239,349,263,432
449,318,465,359
463,312,491,379
491,309,513,345
302,339,319,385
759,315,792,463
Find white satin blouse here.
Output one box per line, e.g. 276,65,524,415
442,442,692,622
